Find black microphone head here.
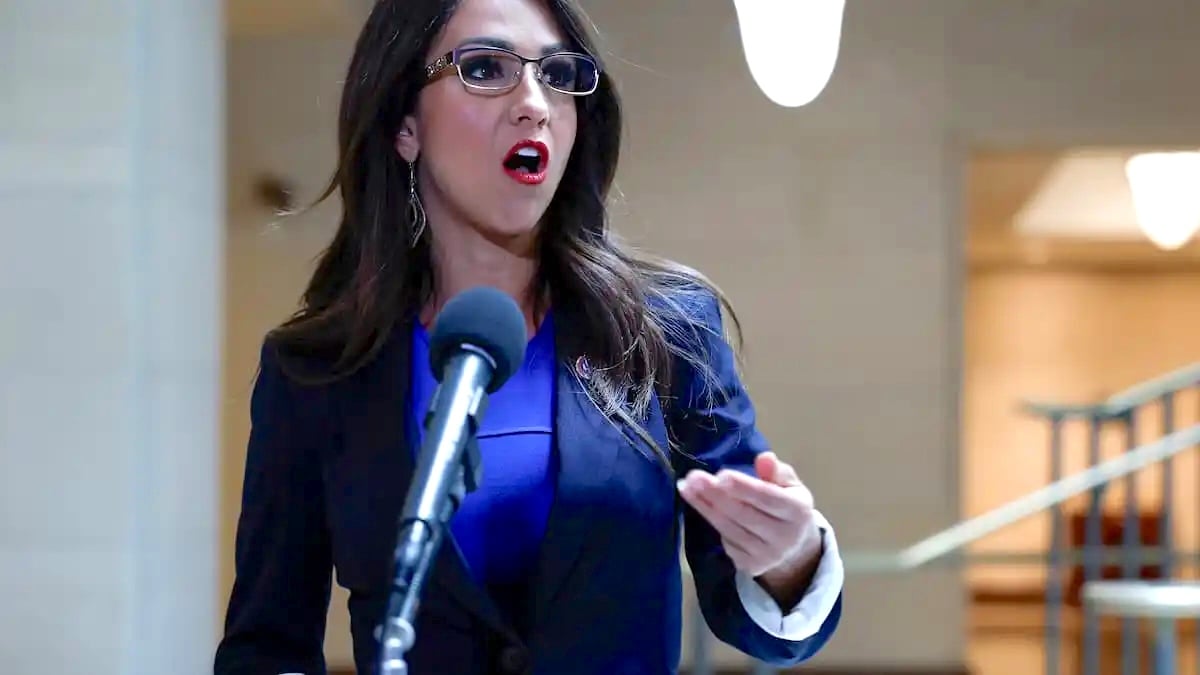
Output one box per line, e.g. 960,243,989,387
428,286,528,393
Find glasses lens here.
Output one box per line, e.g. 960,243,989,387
540,54,598,94
457,49,522,89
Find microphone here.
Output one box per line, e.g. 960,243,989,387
377,286,528,675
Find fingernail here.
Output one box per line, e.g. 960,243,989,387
676,479,688,494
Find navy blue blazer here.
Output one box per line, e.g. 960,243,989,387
214,292,841,675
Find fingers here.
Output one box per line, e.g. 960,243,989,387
679,475,772,552
678,469,808,539
678,464,820,578
718,533,765,576
679,477,780,577
703,469,812,521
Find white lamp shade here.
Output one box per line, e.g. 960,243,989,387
732,0,846,108
1124,151,1200,250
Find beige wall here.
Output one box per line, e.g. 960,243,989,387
964,269,1200,591
222,33,357,664
220,0,1200,670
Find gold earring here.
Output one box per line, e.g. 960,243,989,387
407,159,426,247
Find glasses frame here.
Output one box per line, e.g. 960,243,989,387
424,46,600,96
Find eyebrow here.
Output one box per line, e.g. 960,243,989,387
457,36,571,56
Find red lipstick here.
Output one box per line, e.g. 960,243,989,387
502,139,549,185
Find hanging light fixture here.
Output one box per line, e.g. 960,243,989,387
731,0,846,107
1124,151,1200,250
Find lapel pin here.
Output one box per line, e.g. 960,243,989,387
574,355,593,381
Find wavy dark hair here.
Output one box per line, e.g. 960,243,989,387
270,0,741,467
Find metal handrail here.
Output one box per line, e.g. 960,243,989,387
875,548,1200,567
1024,362,1200,419
842,424,1200,574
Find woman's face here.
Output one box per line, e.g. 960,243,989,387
396,0,581,246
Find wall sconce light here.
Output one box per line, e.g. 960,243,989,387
1124,151,1200,250
731,0,846,107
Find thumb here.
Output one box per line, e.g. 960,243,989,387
755,452,801,487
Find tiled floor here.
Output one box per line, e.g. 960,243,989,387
968,603,1198,675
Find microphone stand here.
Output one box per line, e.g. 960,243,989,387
376,354,489,675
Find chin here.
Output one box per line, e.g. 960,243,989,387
485,206,551,241
481,222,538,240
466,219,536,249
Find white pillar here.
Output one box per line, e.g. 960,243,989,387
0,1,223,673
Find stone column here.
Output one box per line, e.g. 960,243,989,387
0,1,223,673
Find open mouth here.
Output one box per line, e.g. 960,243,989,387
502,140,549,185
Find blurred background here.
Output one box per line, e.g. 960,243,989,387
3,0,1200,673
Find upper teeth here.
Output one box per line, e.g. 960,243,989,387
516,147,541,158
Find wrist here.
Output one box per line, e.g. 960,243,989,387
756,523,824,609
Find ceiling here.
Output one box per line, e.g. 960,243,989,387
226,0,364,37
968,150,1059,238
968,148,1200,270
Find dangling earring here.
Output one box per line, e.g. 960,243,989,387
407,159,427,247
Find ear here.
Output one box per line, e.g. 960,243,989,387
394,114,421,163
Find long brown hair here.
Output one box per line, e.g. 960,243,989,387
271,0,741,467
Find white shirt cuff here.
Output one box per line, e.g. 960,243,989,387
734,509,844,641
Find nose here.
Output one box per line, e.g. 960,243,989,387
508,63,550,128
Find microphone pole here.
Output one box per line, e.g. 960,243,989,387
376,287,527,675
377,349,489,675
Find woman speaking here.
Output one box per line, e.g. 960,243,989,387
214,0,843,673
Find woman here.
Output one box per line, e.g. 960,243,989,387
215,0,843,673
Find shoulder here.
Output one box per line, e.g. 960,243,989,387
647,282,740,401
648,283,728,349
259,316,409,388
250,336,331,420
255,319,414,416
251,327,369,426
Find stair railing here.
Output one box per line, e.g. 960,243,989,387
686,362,1200,675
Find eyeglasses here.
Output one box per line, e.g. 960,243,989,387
424,46,600,96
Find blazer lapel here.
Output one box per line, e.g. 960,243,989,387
529,354,626,616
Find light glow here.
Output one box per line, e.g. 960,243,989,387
1124,151,1200,250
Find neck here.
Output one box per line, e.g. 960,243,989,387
424,223,541,333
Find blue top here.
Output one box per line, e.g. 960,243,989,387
409,314,558,620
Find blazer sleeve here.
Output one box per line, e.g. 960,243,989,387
214,341,334,675
666,291,842,666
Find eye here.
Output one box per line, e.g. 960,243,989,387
539,54,598,93
540,57,579,89
459,50,517,84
